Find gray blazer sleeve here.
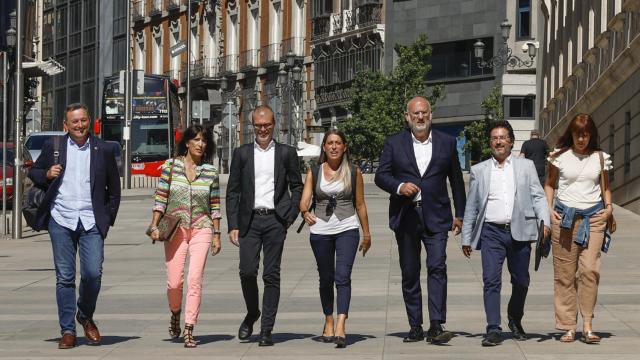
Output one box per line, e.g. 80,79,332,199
527,160,550,226
461,166,480,247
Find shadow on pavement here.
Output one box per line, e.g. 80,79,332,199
273,332,315,343
196,334,235,345
45,335,141,346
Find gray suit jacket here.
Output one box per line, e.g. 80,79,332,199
461,156,550,250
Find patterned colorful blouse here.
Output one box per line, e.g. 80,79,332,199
154,158,222,229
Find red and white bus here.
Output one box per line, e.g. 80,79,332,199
100,74,182,177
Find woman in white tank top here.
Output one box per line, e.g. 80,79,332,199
299,130,372,348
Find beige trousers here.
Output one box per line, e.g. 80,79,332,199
550,212,606,331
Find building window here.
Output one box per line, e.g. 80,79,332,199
517,0,531,39
625,111,631,174
69,1,81,49
505,96,534,119
427,38,493,81
609,122,615,182
313,0,332,17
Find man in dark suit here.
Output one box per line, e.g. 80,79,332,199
28,103,121,349
375,96,466,344
226,105,303,346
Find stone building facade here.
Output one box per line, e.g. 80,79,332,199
538,0,640,213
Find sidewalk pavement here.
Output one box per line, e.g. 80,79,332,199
0,184,639,359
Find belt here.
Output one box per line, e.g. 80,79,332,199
487,222,510,231
413,200,422,207
253,208,275,216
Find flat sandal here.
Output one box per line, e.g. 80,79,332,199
559,330,575,342
581,330,601,344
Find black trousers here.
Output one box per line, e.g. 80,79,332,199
239,213,286,332
395,206,448,327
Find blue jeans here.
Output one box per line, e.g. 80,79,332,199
310,229,360,315
480,223,531,334
49,218,104,335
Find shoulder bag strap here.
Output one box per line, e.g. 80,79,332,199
598,151,606,201
53,136,62,164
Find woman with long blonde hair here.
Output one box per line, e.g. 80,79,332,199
299,129,372,348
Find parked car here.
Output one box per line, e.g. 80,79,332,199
0,143,34,209
25,131,67,162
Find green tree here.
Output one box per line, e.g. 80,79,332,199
341,34,444,161
461,85,504,161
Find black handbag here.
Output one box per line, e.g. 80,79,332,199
23,136,63,231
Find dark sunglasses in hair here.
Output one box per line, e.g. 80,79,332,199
326,195,337,217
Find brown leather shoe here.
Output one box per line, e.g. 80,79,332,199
58,333,76,349
76,313,101,344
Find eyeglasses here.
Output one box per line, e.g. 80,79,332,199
409,111,431,117
253,123,274,130
326,195,337,217
490,136,510,142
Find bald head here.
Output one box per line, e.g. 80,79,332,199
252,105,275,149
252,105,275,125
406,96,431,113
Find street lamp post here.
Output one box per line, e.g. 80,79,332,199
1,51,8,234
219,76,240,174
473,19,538,71
10,5,24,239
278,51,303,146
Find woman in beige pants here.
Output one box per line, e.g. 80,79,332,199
545,114,613,344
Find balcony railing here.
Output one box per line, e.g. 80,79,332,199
190,58,220,79
281,37,305,57
239,49,260,70
357,4,383,27
261,43,281,65
219,54,239,73
313,15,331,39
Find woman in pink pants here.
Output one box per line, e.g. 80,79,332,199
147,125,222,348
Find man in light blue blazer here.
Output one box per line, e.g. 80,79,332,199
461,121,550,347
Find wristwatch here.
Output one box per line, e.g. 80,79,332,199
213,229,222,235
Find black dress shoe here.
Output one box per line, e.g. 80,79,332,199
426,323,452,344
508,320,527,341
258,330,274,346
238,311,260,340
334,336,346,348
481,332,503,347
403,326,424,342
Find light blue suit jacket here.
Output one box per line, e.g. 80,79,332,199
461,156,550,250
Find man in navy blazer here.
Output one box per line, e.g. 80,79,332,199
28,103,121,349
375,96,466,344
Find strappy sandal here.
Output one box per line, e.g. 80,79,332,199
559,330,575,342
169,310,181,339
581,330,601,344
183,324,196,348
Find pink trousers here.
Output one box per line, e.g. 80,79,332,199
164,227,212,325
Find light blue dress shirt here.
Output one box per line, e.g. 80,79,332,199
51,137,95,231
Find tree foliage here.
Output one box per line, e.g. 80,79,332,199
341,34,444,161
462,85,504,161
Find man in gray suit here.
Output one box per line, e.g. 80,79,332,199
461,121,550,347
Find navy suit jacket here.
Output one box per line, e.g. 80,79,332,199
375,129,466,233
28,134,121,238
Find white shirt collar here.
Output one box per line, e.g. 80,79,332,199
491,154,513,168
411,132,432,145
254,139,275,152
